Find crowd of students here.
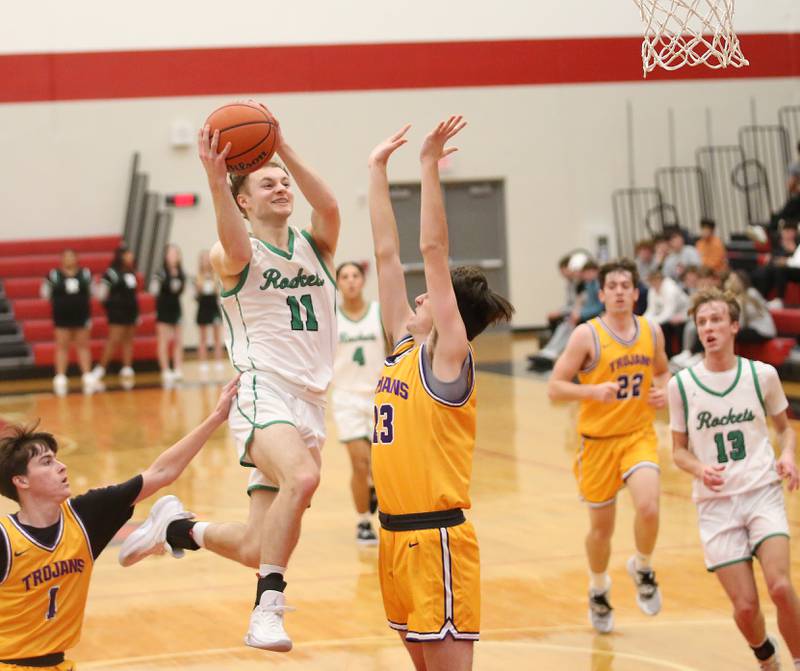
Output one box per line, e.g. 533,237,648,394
42,243,225,395
531,218,791,373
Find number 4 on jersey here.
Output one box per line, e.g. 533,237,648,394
352,346,365,366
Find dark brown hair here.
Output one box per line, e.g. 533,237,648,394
229,161,289,219
599,258,639,289
451,266,514,341
336,261,366,280
0,421,58,502
689,288,741,324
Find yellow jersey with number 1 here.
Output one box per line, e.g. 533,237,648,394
577,316,656,438
0,501,94,659
371,336,477,515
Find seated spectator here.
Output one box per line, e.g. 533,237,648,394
546,254,581,329
529,260,601,371
752,221,799,308
41,250,96,397
653,233,670,271
696,265,723,291
695,219,728,273
635,239,658,284
644,268,689,357
662,227,701,281
724,271,776,343
680,265,700,295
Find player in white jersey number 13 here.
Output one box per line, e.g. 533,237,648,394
668,288,800,671
117,102,340,654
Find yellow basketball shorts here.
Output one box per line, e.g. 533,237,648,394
379,521,480,641
573,425,660,506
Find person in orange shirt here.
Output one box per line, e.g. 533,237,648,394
696,219,728,274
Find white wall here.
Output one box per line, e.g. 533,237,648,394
1,0,796,53
0,0,798,336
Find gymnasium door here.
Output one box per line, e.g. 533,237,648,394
389,180,509,320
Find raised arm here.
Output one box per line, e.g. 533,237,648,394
272,120,340,260
135,377,239,503
198,125,252,281
368,125,415,345
419,116,470,381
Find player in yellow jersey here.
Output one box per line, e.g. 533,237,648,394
0,378,238,670
548,258,669,634
367,118,513,671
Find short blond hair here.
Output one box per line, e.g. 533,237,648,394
689,288,741,324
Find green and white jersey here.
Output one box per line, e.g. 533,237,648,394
220,228,337,402
333,300,384,395
668,357,787,502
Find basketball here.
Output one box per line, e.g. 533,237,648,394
204,102,278,175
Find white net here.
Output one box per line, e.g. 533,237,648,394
634,0,749,76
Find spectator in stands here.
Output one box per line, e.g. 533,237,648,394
634,239,658,285
644,267,689,357
529,259,601,371
653,233,670,271
751,220,797,305
694,219,727,273
92,244,139,390
662,228,701,282
545,254,580,329
41,250,96,397
724,270,776,343
151,244,186,388
680,265,700,295
767,143,800,234
696,266,722,291
195,250,225,381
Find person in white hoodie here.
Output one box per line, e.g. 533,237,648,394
645,268,690,357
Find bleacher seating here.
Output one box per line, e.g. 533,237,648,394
0,235,158,374
736,338,795,368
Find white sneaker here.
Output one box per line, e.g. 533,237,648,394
81,372,96,395
214,361,226,376
120,366,135,390
245,590,294,652
627,556,662,616
91,365,105,381
198,362,210,380
172,368,183,381
161,369,175,389
588,585,614,634
53,374,68,397
758,636,781,670
118,495,193,567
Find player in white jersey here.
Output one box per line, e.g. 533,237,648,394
118,104,340,653
332,261,385,544
668,288,800,671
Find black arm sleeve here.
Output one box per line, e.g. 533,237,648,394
69,475,143,559
0,525,9,582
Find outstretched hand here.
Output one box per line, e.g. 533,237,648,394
369,124,411,168
420,115,467,163
213,374,241,421
198,124,232,184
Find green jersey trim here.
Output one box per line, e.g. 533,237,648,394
751,532,790,557
688,356,742,398
338,301,372,324
749,359,766,414
675,371,689,431
255,227,295,260
220,262,250,298
219,304,244,373
301,229,337,288
706,556,752,573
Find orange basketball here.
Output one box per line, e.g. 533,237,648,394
205,102,278,175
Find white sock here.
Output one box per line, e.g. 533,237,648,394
590,572,610,593
635,552,652,571
259,563,286,578
358,512,371,524
190,522,209,548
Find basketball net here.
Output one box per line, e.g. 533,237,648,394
634,0,749,77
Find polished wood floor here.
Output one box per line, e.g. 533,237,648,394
2,334,799,670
